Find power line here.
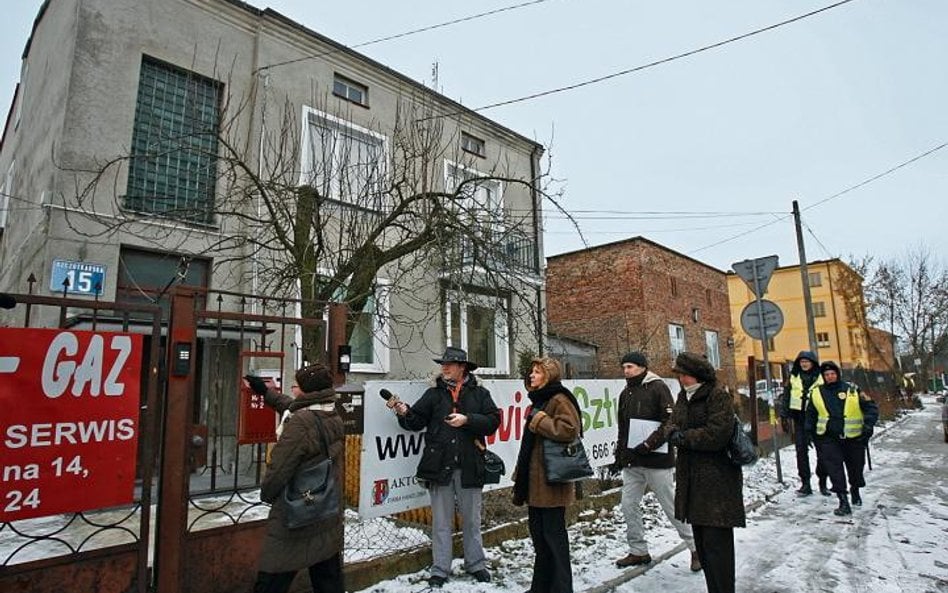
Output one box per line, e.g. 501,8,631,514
453,0,860,114
257,0,554,72
802,219,836,259
689,139,948,255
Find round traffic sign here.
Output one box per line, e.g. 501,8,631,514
740,300,784,340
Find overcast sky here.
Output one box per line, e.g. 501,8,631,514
3,0,945,271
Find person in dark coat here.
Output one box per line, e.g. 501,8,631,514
778,351,830,496
666,352,745,593
388,347,500,588
512,356,582,593
246,363,345,593
804,361,879,516
610,351,698,571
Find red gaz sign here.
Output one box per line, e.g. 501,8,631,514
0,328,143,522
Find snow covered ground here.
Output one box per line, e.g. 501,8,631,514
353,397,948,593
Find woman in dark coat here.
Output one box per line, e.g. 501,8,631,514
246,364,345,593
512,356,583,593
666,352,745,593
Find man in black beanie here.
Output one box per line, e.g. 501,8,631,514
611,352,699,572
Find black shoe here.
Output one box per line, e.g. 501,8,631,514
428,575,447,588
471,569,491,583
851,488,862,506
834,494,852,516
818,480,832,496
796,483,813,496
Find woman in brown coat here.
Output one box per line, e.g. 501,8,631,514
512,357,582,593
666,353,745,593
246,364,345,593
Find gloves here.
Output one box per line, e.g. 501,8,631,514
862,425,874,441
607,460,623,477
632,443,650,456
667,430,685,448
245,375,268,396
780,418,791,434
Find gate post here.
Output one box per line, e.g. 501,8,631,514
156,287,198,593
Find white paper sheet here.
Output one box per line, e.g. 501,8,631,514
627,418,668,454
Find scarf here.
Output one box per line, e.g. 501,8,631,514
276,401,335,439
684,382,703,401
512,381,583,503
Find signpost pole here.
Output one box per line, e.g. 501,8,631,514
752,264,783,484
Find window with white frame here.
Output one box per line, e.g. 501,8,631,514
446,292,509,375
347,282,390,373
816,332,831,348
0,160,14,230
300,107,386,209
444,161,502,225
705,330,721,368
668,323,685,358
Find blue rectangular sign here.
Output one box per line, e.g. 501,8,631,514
49,259,106,295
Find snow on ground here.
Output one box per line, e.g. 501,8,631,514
354,399,948,593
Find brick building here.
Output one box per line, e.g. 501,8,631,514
546,237,735,384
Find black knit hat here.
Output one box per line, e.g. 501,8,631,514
672,352,716,383
621,351,648,368
819,361,841,376
295,363,333,393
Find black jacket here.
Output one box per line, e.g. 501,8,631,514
804,379,879,440
614,371,675,469
398,374,500,488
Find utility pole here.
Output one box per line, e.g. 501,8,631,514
793,200,819,353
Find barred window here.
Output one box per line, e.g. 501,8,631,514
125,56,221,224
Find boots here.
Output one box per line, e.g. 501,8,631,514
833,493,852,516
850,487,862,506
818,478,832,496
796,481,813,496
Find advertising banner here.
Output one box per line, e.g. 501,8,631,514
358,378,679,519
0,328,143,522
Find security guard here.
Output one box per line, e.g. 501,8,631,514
778,351,829,496
805,361,879,516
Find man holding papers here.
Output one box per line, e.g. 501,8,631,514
611,352,700,572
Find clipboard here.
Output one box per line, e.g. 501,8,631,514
627,418,668,454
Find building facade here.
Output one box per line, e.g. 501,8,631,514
0,0,545,382
728,259,870,381
546,237,735,385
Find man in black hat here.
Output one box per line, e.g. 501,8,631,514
388,347,500,588
666,352,745,593
611,351,699,572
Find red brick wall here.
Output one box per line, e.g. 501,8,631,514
546,239,736,386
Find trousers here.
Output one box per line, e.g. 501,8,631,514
252,552,344,593
527,506,573,593
693,525,735,593
792,416,826,483
620,466,694,554
428,469,487,578
816,437,866,494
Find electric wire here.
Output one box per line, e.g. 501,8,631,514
256,0,554,72
426,0,860,116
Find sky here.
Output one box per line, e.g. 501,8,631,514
2,0,946,271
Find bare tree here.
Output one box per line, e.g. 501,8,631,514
56,68,572,365
846,247,948,388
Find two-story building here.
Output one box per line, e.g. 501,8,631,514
546,236,736,385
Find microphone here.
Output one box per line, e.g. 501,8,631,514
379,388,395,401
0,293,16,310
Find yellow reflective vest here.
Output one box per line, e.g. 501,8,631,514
788,374,823,411
810,384,864,437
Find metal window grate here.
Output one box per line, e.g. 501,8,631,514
125,57,221,224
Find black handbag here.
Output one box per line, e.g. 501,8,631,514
475,440,505,484
542,436,594,483
726,414,758,467
281,413,341,529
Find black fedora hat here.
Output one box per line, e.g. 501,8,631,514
433,346,478,371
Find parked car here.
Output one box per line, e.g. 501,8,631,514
942,396,948,443
737,379,782,401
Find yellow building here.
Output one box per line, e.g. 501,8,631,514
728,259,870,382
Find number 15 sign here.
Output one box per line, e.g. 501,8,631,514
0,328,142,522
49,259,106,295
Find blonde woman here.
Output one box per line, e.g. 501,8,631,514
512,357,583,593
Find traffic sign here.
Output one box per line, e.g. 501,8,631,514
732,256,779,297
740,299,784,340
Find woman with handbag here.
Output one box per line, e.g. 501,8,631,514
512,356,583,593
245,364,345,593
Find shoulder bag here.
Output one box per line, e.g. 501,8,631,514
281,412,341,529
474,439,505,484
726,414,758,467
